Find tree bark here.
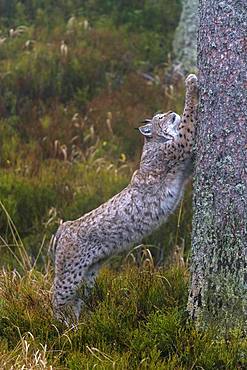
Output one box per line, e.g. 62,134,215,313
188,0,247,330
173,0,198,74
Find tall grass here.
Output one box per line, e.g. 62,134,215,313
0,200,31,271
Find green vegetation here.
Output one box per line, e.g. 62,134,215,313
0,1,246,368
0,263,246,368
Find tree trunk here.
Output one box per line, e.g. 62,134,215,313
188,0,247,330
173,0,198,74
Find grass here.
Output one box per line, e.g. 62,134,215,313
0,243,246,369
0,264,247,369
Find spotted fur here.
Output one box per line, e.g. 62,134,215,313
52,74,198,323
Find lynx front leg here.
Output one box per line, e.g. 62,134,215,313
176,74,198,164
180,74,198,140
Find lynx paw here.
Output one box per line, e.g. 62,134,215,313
185,74,198,88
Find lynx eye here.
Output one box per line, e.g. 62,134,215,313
159,137,169,143
158,133,173,143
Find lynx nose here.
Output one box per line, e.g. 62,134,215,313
171,113,177,123
171,113,181,127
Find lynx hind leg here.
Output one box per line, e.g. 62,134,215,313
52,275,83,325
53,261,101,324
52,254,89,324
83,262,101,299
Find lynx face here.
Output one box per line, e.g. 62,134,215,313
139,111,181,145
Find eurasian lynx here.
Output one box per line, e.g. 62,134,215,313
52,74,198,323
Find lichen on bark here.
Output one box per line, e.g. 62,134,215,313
188,0,247,331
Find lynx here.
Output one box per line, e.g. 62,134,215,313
52,74,198,323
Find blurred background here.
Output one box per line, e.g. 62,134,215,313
0,0,193,269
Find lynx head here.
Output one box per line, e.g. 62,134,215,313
139,111,181,145
138,111,183,172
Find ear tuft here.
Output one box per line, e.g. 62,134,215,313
138,123,152,137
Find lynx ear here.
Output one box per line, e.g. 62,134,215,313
138,123,152,137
